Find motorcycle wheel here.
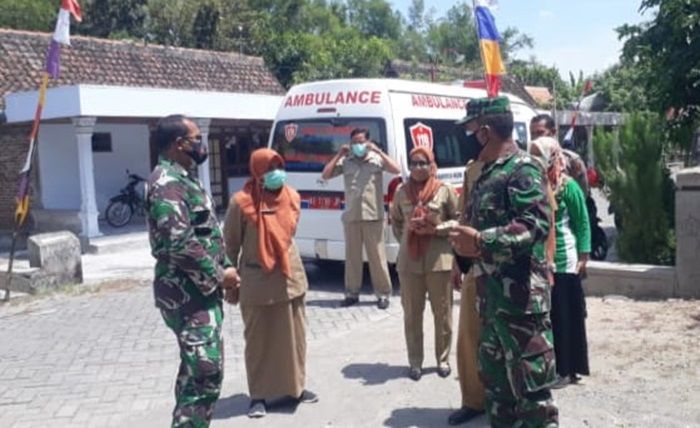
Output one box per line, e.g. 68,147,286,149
106,201,133,228
590,226,608,261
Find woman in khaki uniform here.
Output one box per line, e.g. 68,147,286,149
224,148,318,418
390,146,459,381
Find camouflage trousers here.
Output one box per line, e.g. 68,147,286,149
478,313,559,428
161,303,224,428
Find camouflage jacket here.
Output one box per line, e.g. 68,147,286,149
468,148,552,318
146,157,230,312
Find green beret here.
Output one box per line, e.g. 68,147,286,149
456,96,511,125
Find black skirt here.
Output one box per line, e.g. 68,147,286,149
551,273,590,377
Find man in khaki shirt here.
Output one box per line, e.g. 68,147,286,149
448,159,486,425
447,113,487,425
321,128,401,309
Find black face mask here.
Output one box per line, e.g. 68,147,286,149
185,141,209,166
464,132,484,161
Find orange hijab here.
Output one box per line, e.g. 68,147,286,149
405,147,443,260
233,148,300,278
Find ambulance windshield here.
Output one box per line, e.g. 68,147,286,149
271,118,387,172
403,119,530,168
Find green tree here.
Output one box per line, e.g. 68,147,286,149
593,62,651,112
424,2,480,68
594,113,676,265
509,58,572,107
346,0,402,40
76,0,150,39
617,0,700,156
0,0,55,31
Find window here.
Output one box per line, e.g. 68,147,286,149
403,119,471,168
513,122,528,150
403,119,531,167
271,118,387,172
92,133,112,152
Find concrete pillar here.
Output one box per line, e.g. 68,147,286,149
194,118,212,196
675,167,700,298
73,117,101,238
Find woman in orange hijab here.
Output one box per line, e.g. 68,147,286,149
390,146,459,381
224,148,317,418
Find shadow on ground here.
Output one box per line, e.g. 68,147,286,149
213,393,301,420
304,260,401,294
342,362,407,385
384,407,489,428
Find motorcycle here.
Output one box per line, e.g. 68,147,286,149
105,170,146,227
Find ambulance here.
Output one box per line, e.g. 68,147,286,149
268,78,538,263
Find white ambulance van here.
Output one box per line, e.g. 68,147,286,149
268,78,537,263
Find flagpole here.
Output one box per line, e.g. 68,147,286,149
472,0,491,97
3,72,50,302
553,78,559,137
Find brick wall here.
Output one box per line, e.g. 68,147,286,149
0,124,38,231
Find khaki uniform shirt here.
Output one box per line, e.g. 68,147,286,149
223,198,308,306
458,160,485,226
330,151,388,223
390,184,459,273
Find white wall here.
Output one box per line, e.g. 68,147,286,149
38,124,81,210
92,124,151,213
38,123,151,214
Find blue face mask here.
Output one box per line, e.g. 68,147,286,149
263,169,286,190
351,143,368,158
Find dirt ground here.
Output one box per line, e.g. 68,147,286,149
555,296,700,427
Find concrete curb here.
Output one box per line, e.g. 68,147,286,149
586,261,677,299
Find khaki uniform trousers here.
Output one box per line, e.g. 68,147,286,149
343,220,392,298
457,273,486,410
399,270,452,369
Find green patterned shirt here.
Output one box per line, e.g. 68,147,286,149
146,157,230,312
468,149,552,317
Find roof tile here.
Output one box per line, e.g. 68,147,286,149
0,29,285,109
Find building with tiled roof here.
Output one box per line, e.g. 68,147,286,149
0,29,285,239
0,29,284,109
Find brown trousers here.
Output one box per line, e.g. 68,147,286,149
399,270,453,369
456,274,485,410
343,220,392,298
240,296,306,400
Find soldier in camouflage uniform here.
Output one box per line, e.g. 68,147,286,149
146,115,240,428
449,98,558,427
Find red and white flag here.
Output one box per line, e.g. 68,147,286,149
46,0,82,78
563,79,593,145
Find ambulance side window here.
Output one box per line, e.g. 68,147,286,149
513,122,528,150
403,119,472,168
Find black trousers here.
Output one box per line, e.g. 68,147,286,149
551,273,590,377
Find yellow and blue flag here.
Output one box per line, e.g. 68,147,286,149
474,0,505,97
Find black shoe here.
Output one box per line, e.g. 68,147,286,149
297,389,319,404
377,297,390,310
247,400,266,418
570,374,583,384
550,375,570,390
448,406,485,425
408,367,422,381
437,363,451,378
340,296,359,307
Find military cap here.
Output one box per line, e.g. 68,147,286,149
456,96,511,125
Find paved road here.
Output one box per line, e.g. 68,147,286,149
0,260,435,428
